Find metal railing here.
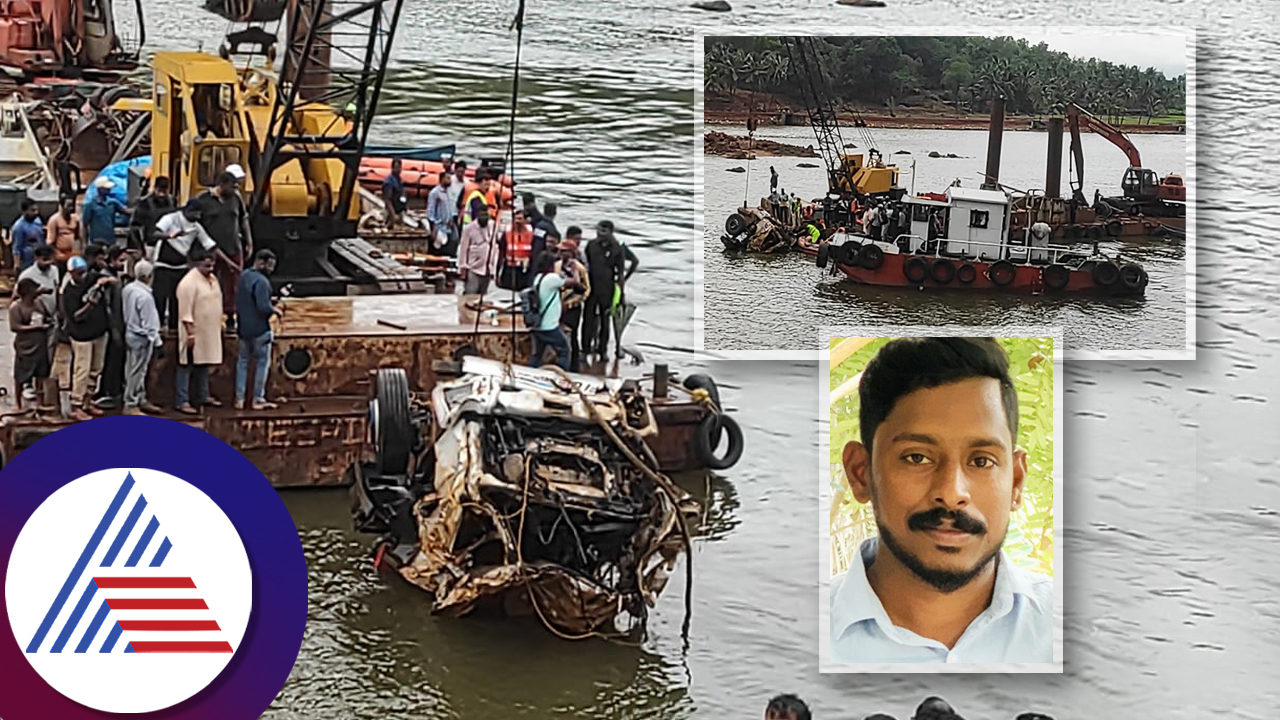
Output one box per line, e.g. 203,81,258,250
838,233,1092,268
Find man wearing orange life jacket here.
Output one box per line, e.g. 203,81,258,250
500,208,534,289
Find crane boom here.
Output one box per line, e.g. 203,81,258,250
782,36,853,195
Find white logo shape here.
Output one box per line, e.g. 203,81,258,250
5,468,252,713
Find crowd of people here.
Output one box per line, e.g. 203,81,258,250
8,165,282,420
380,157,639,373
762,694,1055,720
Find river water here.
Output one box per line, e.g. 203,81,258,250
702,127,1188,354
123,3,1280,720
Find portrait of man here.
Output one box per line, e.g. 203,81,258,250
828,337,1054,664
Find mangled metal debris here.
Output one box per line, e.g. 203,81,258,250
353,357,697,639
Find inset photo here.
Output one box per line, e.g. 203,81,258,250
818,332,1062,672
697,31,1193,360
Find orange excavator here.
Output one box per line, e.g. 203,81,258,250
1067,103,1185,218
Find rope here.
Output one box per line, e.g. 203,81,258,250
471,0,527,358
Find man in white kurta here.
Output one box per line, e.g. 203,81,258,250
174,250,224,413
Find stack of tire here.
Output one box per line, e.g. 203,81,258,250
1061,220,1123,241
816,241,883,271
1088,260,1149,295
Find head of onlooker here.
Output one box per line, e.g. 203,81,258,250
33,244,55,270
153,176,171,198
543,202,557,222
189,244,216,275
454,160,467,180
765,694,811,720
226,164,247,188
534,250,557,276
68,255,88,283
15,277,40,302
84,243,107,270
253,248,277,275
59,195,75,219
565,225,583,246
133,259,154,286
390,158,403,178
20,198,39,222
215,171,238,197
108,245,128,273
558,238,579,263
182,198,203,222
438,171,451,189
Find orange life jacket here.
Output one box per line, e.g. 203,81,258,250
505,225,533,266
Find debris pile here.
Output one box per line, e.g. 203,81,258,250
704,131,819,159
356,358,696,639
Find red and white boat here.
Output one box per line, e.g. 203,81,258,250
811,185,1149,296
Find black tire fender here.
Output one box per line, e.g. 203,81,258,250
1091,261,1120,287
988,260,1016,286
694,413,744,471
858,244,885,270
956,263,977,283
1041,263,1070,290
903,256,928,283
816,243,829,268
930,259,956,284
1106,219,1123,237
839,242,861,266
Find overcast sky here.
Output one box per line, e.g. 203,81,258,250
1002,31,1188,79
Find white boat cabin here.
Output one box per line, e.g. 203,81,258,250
899,186,1051,263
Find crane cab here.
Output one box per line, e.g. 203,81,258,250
150,52,252,206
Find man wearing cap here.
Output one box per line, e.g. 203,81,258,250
195,168,253,332
61,254,117,419
555,238,590,372
81,177,130,248
582,220,638,363
152,199,218,329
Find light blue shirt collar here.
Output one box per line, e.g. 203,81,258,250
831,536,1053,663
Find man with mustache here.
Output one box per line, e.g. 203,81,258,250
830,337,1053,663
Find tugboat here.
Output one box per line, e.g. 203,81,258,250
814,183,1149,296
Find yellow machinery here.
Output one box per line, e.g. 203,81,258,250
837,152,900,198
149,51,357,223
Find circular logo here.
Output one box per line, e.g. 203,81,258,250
7,469,253,712
0,417,307,719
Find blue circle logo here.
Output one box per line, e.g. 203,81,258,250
0,417,307,719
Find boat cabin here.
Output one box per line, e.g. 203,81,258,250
899,185,1051,263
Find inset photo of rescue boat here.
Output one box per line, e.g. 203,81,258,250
695,30,1194,360
818,332,1062,672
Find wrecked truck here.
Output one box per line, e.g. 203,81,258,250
351,357,710,639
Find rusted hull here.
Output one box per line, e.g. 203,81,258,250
0,325,716,486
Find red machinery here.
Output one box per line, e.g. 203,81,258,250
1067,103,1185,217
0,0,141,79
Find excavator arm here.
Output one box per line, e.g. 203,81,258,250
1066,103,1142,167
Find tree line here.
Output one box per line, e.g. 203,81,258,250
705,36,1186,125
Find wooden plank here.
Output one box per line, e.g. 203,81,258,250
275,297,354,333
831,337,874,369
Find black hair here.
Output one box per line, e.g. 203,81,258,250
766,694,812,720
455,160,468,170
153,176,171,192
21,198,37,211
565,225,582,237
254,248,277,263
543,202,557,218
34,244,55,259
859,337,1018,452
534,250,558,275
16,277,40,298
438,171,450,183
108,245,126,262
188,243,212,263
84,244,106,263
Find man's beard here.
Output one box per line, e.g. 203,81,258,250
873,505,1005,593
